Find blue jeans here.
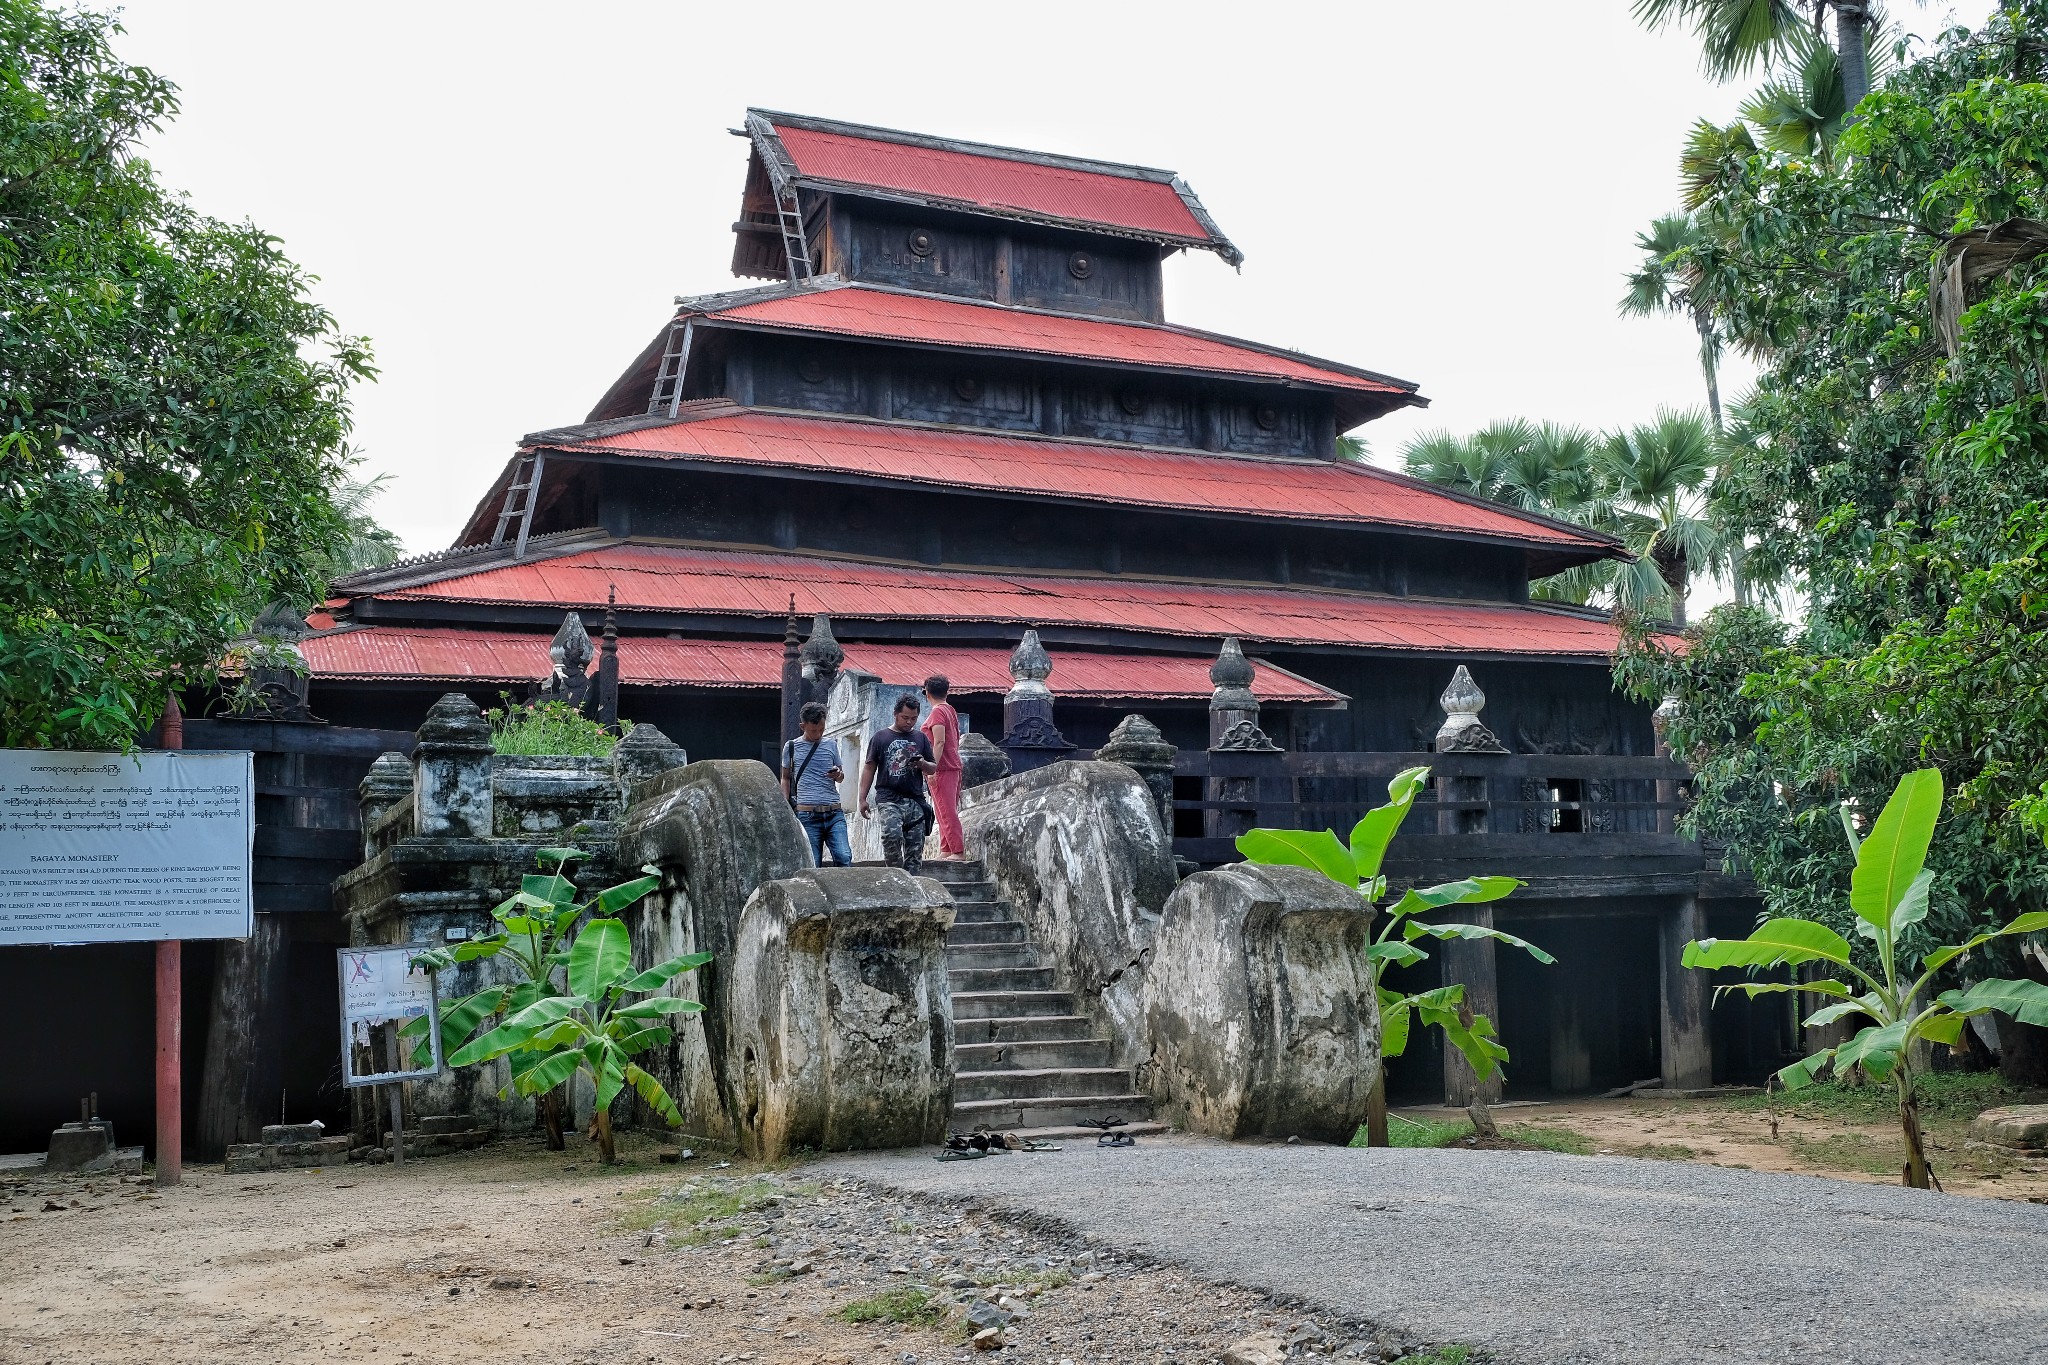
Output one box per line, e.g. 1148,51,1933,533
798,808,853,867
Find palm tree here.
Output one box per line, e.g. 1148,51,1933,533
1634,1,1882,112
1620,213,1725,430
1739,19,1893,165
1402,422,1613,603
1598,410,1727,628
314,473,404,581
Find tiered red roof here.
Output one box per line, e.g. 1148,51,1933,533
513,405,1612,556
688,282,1406,396
301,627,1344,703
357,541,1625,660
748,110,1238,260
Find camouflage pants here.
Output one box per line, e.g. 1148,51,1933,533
875,793,930,876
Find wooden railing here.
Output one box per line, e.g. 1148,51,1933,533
1170,749,1705,895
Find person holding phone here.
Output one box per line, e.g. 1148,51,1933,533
781,701,851,867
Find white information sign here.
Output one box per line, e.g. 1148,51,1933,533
338,946,443,1086
0,748,255,946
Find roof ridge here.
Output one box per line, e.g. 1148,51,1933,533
524,399,742,447
750,107,1185,183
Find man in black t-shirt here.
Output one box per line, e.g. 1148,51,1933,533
858,694,937,874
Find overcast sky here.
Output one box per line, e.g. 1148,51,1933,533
112,1,1982,567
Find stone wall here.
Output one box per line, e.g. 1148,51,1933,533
959,761,1176,1068
1145,863,1379,1143
725,869,955,1160
618,759,813,1143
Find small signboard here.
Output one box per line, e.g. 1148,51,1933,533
0,749,255,947
338,946,444,1086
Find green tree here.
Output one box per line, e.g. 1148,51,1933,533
314,474,404,581
0,1,374,749
1635,0,1884,111
1235,767,1554,1147
1684,769,2048,1189
1620,213,1726,428
1599,410,1727,628
1616,5,2048,1081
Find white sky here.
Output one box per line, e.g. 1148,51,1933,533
112,0,1984,583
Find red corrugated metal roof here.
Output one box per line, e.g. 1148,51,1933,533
694,284,1407,396
302,627,1341,703
771,123,1211,243
552,407,1611,552
369,543,1625,660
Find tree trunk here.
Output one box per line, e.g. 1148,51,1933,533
1835,3,1871,113
1897,1073,1937,1190
1365,1069,1390,1148
1694,307,1724,432
594,1106,616,1165
543,1088,566,1151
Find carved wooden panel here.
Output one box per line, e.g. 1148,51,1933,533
891,364,1035,431
1062,378,1195,446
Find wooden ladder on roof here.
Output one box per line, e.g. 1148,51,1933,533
775,185,814,283
646,319,694,417
490,450,546,558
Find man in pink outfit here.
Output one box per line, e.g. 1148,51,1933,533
921,675,966,858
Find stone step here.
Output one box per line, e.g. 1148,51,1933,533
946,920,1026,947
950,901,1011,925
952,1013,1099,1044
954,1037,1117,1072
939,881,1001,903
955,1067,1136,1103
951,1093,1156,1131
950,964,1057,993
951,990,1077,1021
920,860,987,884
944,942,1043,971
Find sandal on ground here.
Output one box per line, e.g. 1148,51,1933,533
1020,1138,1061,1152
935,1147,988,1161
1097,1132,1136,1148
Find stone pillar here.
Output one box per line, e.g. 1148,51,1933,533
799,613,844,710
957,731,1011,789
1660,896,1714,1092
612,723,687,807
778,596,802,747
411,693,494,839
1653,693,1682,836
1434,665,1505,834
241,601,315,720
999,630,1073,775
1096,713,1176,833
358,752,412,861
1204,638,1280,843
1439,904,1503,1106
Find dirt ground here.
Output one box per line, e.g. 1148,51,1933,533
0,1134,1403,1365
1397,1092,2048,1201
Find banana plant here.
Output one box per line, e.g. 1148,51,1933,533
1236,765,1553,1146
406,847,707,1159
1683,768,2048,1190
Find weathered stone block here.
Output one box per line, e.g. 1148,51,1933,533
224,1135,350,1172
961,761,1175,1066
413,694,494,839
727,868,955,1160
46,1122,111,1173
261,1122,326,1144
1145,863,1379,1143
1970,1103,2048,1152
621,759,812,1142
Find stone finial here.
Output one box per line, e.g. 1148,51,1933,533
800,613,844,679
1096,713,1178,827
360,751,412,801
416,692,492,749
1435,665,1507,754
1008,629,1053,698
251,600,314,642
1652,693,1682,753
549,612,594,677
958,730,1012,789
1212,719,1282,752
1208,637,1258,712
613,723,687,805
595,585,620,727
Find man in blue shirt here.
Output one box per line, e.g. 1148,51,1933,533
781,702,851,867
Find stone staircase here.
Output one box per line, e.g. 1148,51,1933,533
924,860,1154,1134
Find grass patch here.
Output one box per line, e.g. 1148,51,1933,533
836,1287,943,1327
1786,1131,1902,1178
1354,1116,1595,1155
1726,1071,2023,1123
1503,1124,1595,1155
1619,1142,1700,1162
613,1177,780,1238
1393,1346,1473,1365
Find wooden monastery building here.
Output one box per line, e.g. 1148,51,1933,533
293,112,1772,1110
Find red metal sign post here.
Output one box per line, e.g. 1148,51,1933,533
155,693,183,1187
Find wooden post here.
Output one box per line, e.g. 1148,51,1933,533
198,914,289,1159
155,692,184,1187
1659,896,1713,1092
1440,905,1502,1106
384,1027,405,1166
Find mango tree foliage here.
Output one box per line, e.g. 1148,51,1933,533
1684,770,2048,1189
1236,766,1552,1145
0,0,373,748
1615,8,2048,1013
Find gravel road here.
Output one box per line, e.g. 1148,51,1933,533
822,1137,2048,1364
